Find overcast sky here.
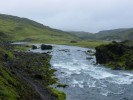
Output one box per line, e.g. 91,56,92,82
0,0,133,32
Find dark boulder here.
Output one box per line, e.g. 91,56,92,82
87,50,92,53
57,84,68,88
32,45,37,49
41,44,52,50
59,49,70,52
95,45,112,64
4,54,9,59
113,66,122,70
70,41,77,43
86,57,93,60
34,74,43,80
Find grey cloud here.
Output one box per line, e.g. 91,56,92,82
0,0,133,32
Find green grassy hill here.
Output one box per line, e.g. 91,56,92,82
69,28,133,41
95,28,133,41
68,31,95,40
0,14,79,43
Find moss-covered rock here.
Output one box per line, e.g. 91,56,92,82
95,40,133,70
48,87,66,100
57,83,68,88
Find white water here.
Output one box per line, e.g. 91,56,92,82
30,44,133,100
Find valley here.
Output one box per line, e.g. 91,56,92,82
0,14,133,100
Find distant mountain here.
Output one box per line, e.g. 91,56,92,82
1,14,133,42
69,28,133,41
95,28,133,41
68,31,95,39
0,14,79,43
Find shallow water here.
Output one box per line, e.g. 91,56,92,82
31,44,133,100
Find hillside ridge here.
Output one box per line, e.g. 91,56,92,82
69,28,133,41
0,14,79,43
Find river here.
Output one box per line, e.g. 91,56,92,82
30,44,133,100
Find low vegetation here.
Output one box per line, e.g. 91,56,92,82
0,42,66,100
48,87,66,100
95,40,133,70
0,45,40,99
68,40,109,48
14,45,31,51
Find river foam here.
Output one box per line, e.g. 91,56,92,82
30,44,133,100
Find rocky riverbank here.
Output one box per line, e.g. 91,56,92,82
95,40,133,70
0,42,66,100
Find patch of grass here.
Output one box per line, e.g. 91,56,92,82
30,40,109,48
0,65,19,100
11,50,66,99
68,40,109,48
0,47,14,60
14,45,31,51
48,87,66,100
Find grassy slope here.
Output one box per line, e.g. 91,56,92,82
0,64,18,100
69,28,133,41
0,43,66,100
68,31,94,40
0,47,40,100
96,28,133,40
0,14,108,48
0,14,79,44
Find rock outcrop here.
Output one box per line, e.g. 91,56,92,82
95,40,133,70
41,44,52,50
32,45,37,49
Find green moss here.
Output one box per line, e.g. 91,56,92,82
0,65,19,100
95,41,133,70
0,47,14,60
57,83,68,88
0,46,41,99
0,42,66,99
14,45,31,51
48,87,66,100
